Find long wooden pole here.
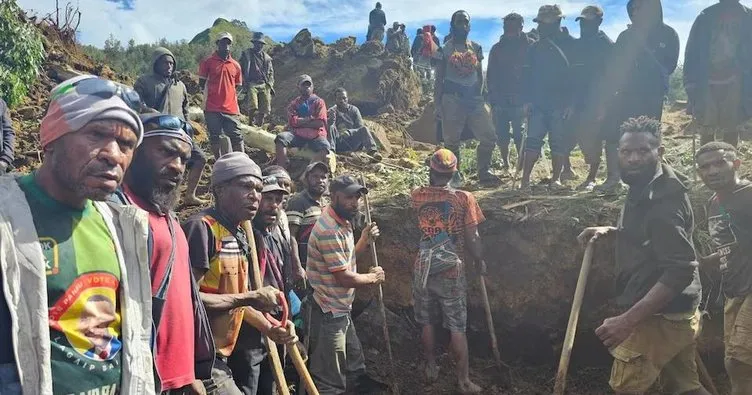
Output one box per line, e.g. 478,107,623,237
479,275,504,369
554,241,595,395
242,222,319,395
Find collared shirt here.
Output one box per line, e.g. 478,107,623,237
287,190,326,265
286,95,328,139
306,206,357,315
198,52,243,115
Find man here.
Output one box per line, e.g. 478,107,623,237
695,142,752,394
307,175,386,394
684,0,752,147
199,32,244,158
570,6,615,191
397,24,411,57
262,165,305,281
385,22,400,53
435,10,500,187
0,98,15,175
414,25,439,82
579,116,710,395
367,2,387,42
183,153,296,395
0,75,154,394
112,113,215,394
287,162,329,268
229,174,298,394
327,88,381,160
520,5,577,191
135,47,208,206
275,75,330,169
602,0,679,168
411,28,424,60
240,32,275,127
412,149,486,394
487,13,534,172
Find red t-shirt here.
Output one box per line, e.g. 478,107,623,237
199,52,243,115
124,188,195,390
286,94,328,139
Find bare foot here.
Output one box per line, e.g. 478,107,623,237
458,379,482,394
183,195,208,206
425,362,439,382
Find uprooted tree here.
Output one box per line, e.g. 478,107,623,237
0,0,46,106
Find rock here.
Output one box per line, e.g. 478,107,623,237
290,29,315,58
397,157,420,169
15,106,39,119
363,120,393,155
333,36,357,53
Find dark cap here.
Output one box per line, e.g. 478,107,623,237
302,161,329,179
330,175,368,196
576,5,604,21
261,175,290,194
251,32,266,44
503,13,524,22
533,5,564,23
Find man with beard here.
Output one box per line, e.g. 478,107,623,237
695,142,752,394
435,10,499,187
684,0,752,148
229,175,296,394
287,162,329,268
579,116,709,395
0,75,154,394
112,113,216,394
306,175,387,394
569,6,615,191
135,47,208,206
240,33,275,127
487,13,534,172
183,153,295,395
519,5,577,192
412,149,485,393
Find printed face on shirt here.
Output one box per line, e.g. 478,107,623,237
47,120,139,202
697,149,740,192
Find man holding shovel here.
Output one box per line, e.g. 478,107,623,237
578,116,710,395
411,149,485,394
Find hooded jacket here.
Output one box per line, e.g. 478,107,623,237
615,164,702,314
134,48,190,120
0,175,155,394
608,0,679,109
522,27,577,111
487,32,535,107
684,1,752,118
572,30,614,111
239,48,274,87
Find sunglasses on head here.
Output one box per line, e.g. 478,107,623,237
143,114,189,132
263,175,279,186
52,77,141,111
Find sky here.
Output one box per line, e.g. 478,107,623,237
17,0,732,67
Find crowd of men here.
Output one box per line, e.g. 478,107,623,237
0,1,751,395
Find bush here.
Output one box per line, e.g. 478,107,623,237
0,0,46,107
667,65,687,103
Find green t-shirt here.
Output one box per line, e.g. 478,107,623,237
17,174,123,395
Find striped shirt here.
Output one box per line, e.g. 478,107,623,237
287,190,326,265
306,206,356,315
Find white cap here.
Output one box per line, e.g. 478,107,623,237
217,32,233,43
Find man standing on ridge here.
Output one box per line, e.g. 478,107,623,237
519,5,577,192
412,149,486,394
135,47,208,206
570,6,615,191
579,116,710,395
487,13,533,173
435,10,500,187
0,75,154,394
367,2,387,42
240,32,275,128
684,0,752,148
695,142,752,394
199,32,244,158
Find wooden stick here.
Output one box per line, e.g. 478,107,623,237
554,241,595,395
479,274,504,369
242,222,320,395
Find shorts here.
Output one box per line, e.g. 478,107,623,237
413,274,467,333
275,131,331,152
609,312,702,394
205,112,243,144
439,94,497,149
725,293,752,366
697,81,744,135
246,83,272,115
525,108,567,156
492,105,525,146
572,111,605,165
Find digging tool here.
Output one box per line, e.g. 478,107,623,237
360,175,399,394
695,350,720,395
242,222,319,395
554,240,595,395
478,273,505,370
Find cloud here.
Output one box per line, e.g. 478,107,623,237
105,0,135,11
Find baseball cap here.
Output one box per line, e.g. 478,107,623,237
251,32,265,43
329,175,368,196
217,32,233,43
533,5,564,23
302,161,330,178
298,74,313,86
576,5,604,21
429,149,458,174
261,175,290,194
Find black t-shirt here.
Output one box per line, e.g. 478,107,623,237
0,267,13,364
707,180,752,297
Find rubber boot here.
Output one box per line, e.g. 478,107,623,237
596,143,622,193
231,140,245,155
477,144,500,186
210,141,223,161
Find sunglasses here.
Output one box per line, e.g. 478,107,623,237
143,114,188,131
263,175,279,186
52,77,141,111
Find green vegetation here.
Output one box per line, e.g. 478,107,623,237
667,65,687,103
0,0,45,106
